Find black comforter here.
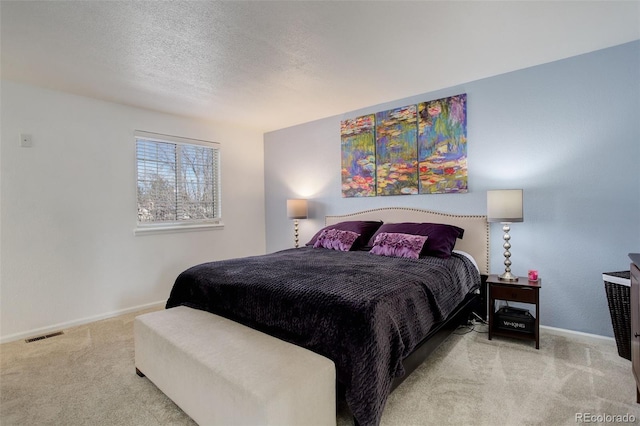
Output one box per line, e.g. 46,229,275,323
166,247,479,426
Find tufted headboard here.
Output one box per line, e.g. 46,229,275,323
325,207,489,275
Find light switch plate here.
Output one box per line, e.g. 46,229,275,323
20,133,33,147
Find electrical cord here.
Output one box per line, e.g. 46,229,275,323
454,323,475,335
454,313,488,335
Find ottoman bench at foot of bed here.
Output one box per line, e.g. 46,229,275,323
134,306,336,426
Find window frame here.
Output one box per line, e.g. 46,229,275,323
134,130,223,236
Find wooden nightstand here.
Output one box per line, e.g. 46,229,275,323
487,274,541,349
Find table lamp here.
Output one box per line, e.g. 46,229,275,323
487,189,523,281
286,199,308,248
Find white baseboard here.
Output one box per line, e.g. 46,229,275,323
2,304,617,346
540,324,615,345
0,301,166,344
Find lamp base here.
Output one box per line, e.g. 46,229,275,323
498,271,519,281
497,223,518,281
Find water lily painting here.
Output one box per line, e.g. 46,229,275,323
341,114,376,197
340,93,467,197
417,94,468,194
375,105,418,196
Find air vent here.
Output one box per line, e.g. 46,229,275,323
25,331,64,343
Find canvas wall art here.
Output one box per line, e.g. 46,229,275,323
375,105,418,196
418,94,468,194
340,114,376,197
340,93,467,198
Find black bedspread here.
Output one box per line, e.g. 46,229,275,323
166,247,480,426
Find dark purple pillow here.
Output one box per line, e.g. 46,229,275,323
313,229,360,251
370,232,428,259
366,222,464,258
306,220,383,250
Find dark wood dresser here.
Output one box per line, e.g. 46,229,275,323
630,253,640,403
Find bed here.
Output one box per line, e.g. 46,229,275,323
166,207,489,426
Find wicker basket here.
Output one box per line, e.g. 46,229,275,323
603,271,631,361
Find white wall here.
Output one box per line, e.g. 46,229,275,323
0,81,266,342
264,41,640,337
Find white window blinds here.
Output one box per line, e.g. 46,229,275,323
135,131,221,227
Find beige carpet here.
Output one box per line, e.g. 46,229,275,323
1,308,638,425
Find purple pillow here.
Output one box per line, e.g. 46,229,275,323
366,222,464,258
370,232,428,259
306,220,383,250
313,229,360,251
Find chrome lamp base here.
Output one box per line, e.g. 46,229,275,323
498,223,518,281
498,271,519,281
293,219,300,248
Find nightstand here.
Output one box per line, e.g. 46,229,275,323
487,274,541,349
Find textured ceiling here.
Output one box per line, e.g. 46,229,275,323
1,1,639,132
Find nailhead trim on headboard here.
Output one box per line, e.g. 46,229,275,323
325,207,490,275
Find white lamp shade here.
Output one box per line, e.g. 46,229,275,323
487,189,523,223
286,199,308,219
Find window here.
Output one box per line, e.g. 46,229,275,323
135,131,221,234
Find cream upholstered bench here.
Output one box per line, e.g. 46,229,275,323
135,306,336,426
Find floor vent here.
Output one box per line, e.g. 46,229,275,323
25,331,64,343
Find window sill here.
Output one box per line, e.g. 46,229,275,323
134,221,224,236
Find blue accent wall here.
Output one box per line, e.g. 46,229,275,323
264,41,640,336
